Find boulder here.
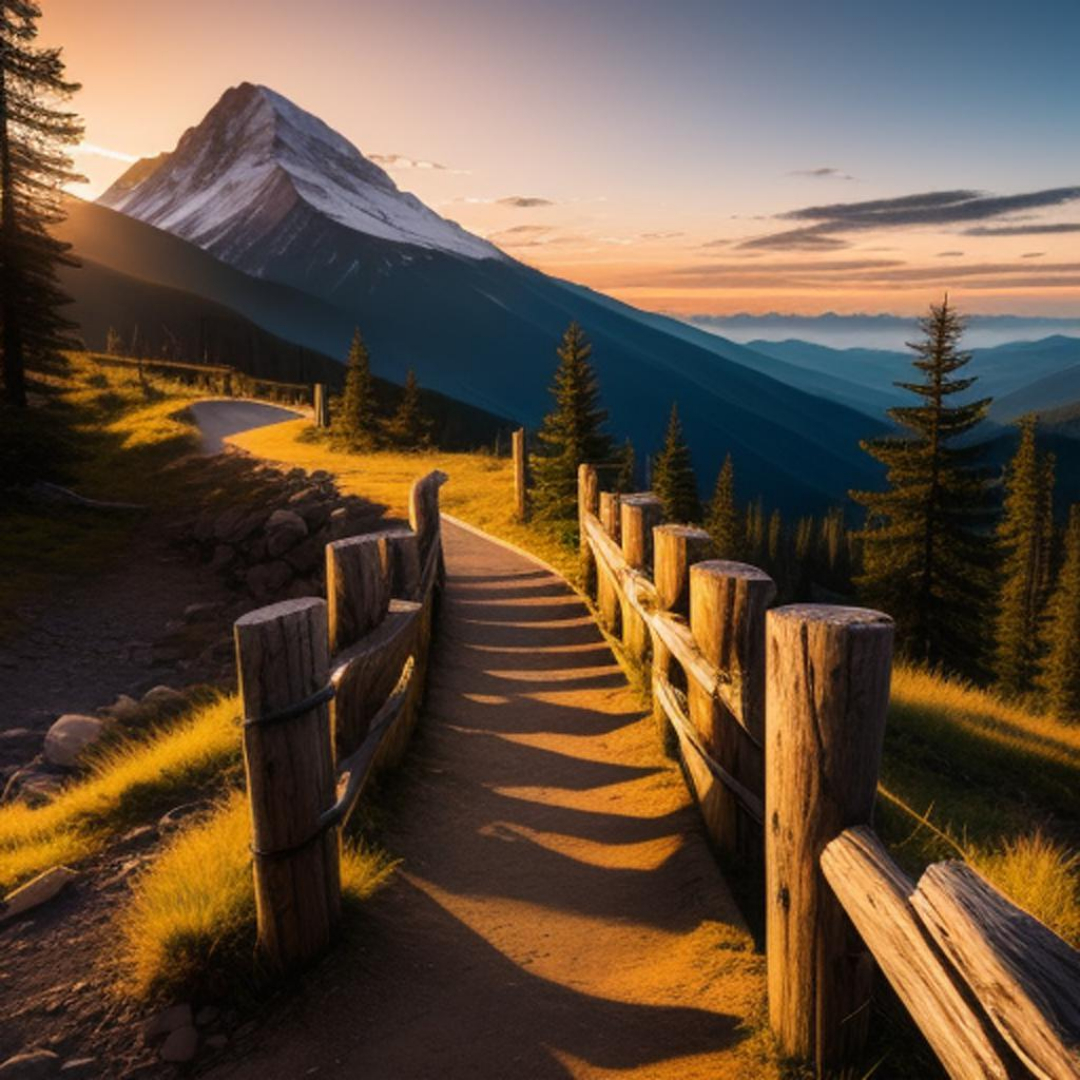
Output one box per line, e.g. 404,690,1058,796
287,486,320,505
140,685,188,717
0,1050,61,1078
2,764,65,806
212,505,247,543
284,537,323,575
144,1003,193,1040
160,1027,199,1063
100,694,142,724
309,470,332,484
265,509,307,557
43,714,109,769
209,544,236,573
246,560,293,599
294,501,331,530
0,866,79,925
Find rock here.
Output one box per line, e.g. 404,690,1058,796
0,867,79,925
245,560,293,599
0,728,36,744
329,506,349,539
183,601,225,624
287,486,320,505
43,715,109,769
0,1050,60,1078
309,470,332,484
139,685,187,716
101,694,142,724
284,537,323,575
192,511,216,544
294,501,331,530
160,1025,198,1063
212,505,247,543
144,1003,193,1040
2,765,65,807
59,1060,96,1075
265,509,307,557
194,1005,219,1027
209,544,236,573
205,1035,228,1051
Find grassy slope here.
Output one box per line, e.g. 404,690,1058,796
234,416,1080,944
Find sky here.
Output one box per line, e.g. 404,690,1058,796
42,0,1080,317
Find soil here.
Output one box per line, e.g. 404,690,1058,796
201,521,773,1080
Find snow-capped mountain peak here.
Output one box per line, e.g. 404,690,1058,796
99,82,503,263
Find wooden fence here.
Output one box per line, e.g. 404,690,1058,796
577,464,1080,1079
87,352,316,409
232,470,447,969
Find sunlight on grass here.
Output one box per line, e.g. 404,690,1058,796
0,695,241,893
118,790,397,1000
231,420,581,581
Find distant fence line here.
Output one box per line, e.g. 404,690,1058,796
576,463,1080,1080
87,352,318,410
233,470,446,968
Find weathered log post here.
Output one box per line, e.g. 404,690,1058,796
765,604,894,1072
313,383,330,428
688,561,775,856
326,534,392,756
577,464,599,598
235,598,340,970
410,470,448,584
619,494,664,662
513,428,528,522
595,490,620,627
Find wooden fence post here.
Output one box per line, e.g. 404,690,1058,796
577,464,598,597
652,525,710,735
235,598,340,969
765,604,894,1072
688,561,775,855
314,383,330,428
595,490,620,627
598,491,621,542
619,494,663,662
513,428,528,522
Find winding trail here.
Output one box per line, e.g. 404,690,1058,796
208,517,772,1079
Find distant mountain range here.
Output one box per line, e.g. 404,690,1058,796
59,82,899,514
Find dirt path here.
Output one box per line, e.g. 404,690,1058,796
207,520,772,1080
188,401,302,454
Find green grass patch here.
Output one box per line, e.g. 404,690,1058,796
0,694,241,893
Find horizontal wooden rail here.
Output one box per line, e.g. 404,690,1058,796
235,470,447,970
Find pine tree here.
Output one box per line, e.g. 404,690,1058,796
745,497,765,564
0,2,83,406
705,454,741,559
652,403,700,522
385,368,432,450
532,322,613,521
614,437,636,493
767,509,783,566
336,328,380,451
1041,505,1080,720
851,297,993,671
994,415,1055,695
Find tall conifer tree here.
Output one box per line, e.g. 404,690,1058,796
385,368,432,450
652,403,700,522
337,328,380,451
851,297,993,671
994,415,1055,694
0,1,83,406
1040,505,1080,720
705,454,741,559
532,322,612,521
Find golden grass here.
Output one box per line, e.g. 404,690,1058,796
231,421,581,581
880,663,1080,944
0,695,241,893
118,791,396,1000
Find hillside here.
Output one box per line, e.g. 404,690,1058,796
86,83,892,514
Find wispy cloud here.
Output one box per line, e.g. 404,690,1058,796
789,166,855,181
739,225,851,252
369,152,470,175
72,142,138,163
963,222,1080,236
1022,251,1046,258
497,195,554,208
936,250,964,257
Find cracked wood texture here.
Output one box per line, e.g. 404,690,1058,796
822,828,1013,1080
913,861,1080,1080
236,597,341,969
764,604,893,1071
